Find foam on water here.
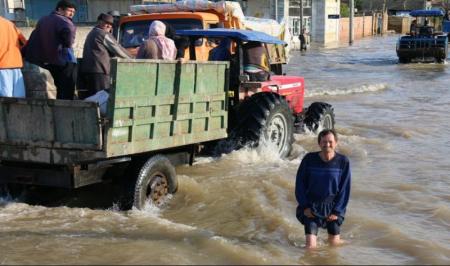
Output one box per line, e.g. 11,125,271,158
306,83,388,97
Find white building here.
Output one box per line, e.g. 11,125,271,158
244,0,341,45
1,0,25,21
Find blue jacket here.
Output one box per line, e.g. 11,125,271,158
295,152,351,218
23,11,76,66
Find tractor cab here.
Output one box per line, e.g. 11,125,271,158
176,28,304,114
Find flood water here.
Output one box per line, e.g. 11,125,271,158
1,34,450,264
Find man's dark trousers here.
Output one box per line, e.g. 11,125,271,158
46,62,77,100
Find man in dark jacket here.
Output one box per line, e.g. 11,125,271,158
22,0,77,100
79,13,131,99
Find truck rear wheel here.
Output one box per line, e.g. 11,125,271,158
233,93,294,158
133,155,177,209
304,102,335,133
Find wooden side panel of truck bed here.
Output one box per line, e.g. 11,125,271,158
0,59,229,165
0,98,104,164
105,59,229,157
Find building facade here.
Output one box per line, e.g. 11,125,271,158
9,0,343,45
288,0,312,37
245,0,340,45
21,0,142,23
1,0,25,20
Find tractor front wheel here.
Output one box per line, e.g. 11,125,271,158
304,102,335,134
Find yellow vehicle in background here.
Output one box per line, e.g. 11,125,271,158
116,0,288,74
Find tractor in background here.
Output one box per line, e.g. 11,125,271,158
397,9,448,63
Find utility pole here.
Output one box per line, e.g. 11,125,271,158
349,0,354,44
300,0,304,35
1,0,7,17
275,0,278,22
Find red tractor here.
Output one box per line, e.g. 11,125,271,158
178,29,335,158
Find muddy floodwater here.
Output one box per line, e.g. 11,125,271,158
1,34,450,265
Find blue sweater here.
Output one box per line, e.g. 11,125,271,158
295,152,351,219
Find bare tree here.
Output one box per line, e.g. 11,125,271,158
380,0,389,35
403,0,408,9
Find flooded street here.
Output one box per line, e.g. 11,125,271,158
1,34,450,264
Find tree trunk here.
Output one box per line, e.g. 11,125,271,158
381,0,387,35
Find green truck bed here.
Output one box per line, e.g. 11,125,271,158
0,59,229,165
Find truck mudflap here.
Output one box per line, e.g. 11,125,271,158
0,97,104,164
0,159,123,188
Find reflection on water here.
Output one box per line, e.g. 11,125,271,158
1,35,450,264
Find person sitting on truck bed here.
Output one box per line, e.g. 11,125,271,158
243,41,270,82
136,20,177,60
79,13,131,99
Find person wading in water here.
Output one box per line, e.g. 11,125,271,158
295,129,351,248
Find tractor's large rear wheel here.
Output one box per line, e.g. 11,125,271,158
233,93,294,158
304,102,335,134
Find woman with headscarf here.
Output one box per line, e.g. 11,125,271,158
136,20,177,60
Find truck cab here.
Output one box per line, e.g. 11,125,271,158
115,0,287,73
119,12,221,60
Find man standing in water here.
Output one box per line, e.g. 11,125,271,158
295,129,351,248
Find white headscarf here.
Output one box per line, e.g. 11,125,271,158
148,20,177,60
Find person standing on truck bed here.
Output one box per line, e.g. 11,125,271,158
295,129,351,249
79,13,131,99
136,20,177,60
21,0,77,100
0,16,26,98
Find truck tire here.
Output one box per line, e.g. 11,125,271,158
233,93,294,158
304,102,335,133
133,155,177,209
